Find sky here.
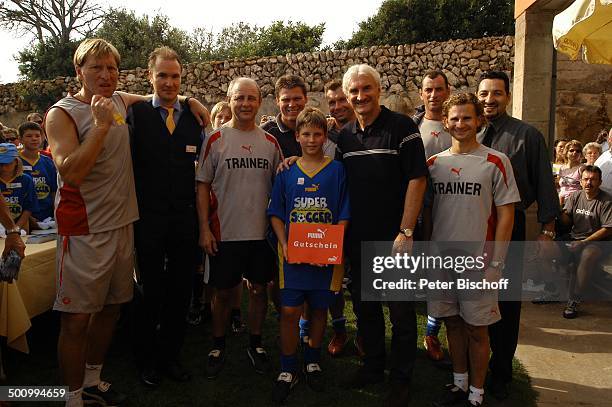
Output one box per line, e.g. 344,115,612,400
0,0,385,84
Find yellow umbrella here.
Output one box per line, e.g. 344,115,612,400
552,0,612,64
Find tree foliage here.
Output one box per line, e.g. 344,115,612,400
337,0,514,49
17,39,79,80
95,8,194,70
0,0,103,44
192,21,326,61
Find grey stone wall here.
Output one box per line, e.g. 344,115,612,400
0,34,610,144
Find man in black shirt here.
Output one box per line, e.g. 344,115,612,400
261,75,307,157
324,79,355,143
477,70,559,400
337,64,427,407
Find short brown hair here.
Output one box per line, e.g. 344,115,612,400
442,92,485,118
73,38,120,67
148,46,182,71
422,70,449,88
296,107,327,135
275,75,306,99
324,79,342,93
18,121,42,138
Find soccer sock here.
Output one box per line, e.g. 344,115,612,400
331,316,347,334
82,363,102,388
280,353,298,374
453,371,469,392
468,385,484,405
249,334,262,349
213,335,226,350
231,308,241,321
299,317,310,339
303,344,321,365
426,315,442,337
66,388,83,407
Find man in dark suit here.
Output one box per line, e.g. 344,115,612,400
129,46,203,387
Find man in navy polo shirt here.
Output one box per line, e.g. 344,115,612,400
337,64,427,407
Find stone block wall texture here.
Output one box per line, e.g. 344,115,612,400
0,35,610,143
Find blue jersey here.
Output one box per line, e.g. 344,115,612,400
267,157,350,291
20,153,57,220
0,173,39,221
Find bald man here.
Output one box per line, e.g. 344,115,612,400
196,77,282,379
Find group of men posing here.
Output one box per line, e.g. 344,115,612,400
42,36,602,407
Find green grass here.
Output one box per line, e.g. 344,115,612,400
4,294,537,407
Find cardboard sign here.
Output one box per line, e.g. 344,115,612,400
287,223,345,265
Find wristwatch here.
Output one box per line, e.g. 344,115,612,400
489,260,505,270
6,226,21,235
399,228,413,238
541,230,555,239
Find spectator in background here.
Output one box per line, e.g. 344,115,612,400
26,112,51,156
594,128,612,193
558,165,612,319
552,138,568,177
211,101,232,129
583,142,601,166
595,129,609,152
18,121,57,225
0,143,38,233
559,140,584,205
2,128,20,148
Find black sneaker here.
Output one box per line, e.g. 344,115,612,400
82,381,127,406
432,384,468,406
231,317,246,335
563,299,580,319
247,346,269,374
186,307,202,326
206,348,225,379
272,372,298,403
140,367,161,388
304,363,325,392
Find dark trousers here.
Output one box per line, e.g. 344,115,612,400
488,210,525,383
133,208,197,367
348,241,416,383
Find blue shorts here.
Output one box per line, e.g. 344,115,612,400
280,288,335,309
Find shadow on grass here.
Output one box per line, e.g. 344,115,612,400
3,297,536,406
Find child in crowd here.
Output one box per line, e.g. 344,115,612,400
268,107,350,403
0,143,38,233
18,121,57,226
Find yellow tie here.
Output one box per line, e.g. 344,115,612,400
165,107,176,134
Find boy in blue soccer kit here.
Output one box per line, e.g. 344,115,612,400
268,107,350,402
0,143,38,233
18,121,57,223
